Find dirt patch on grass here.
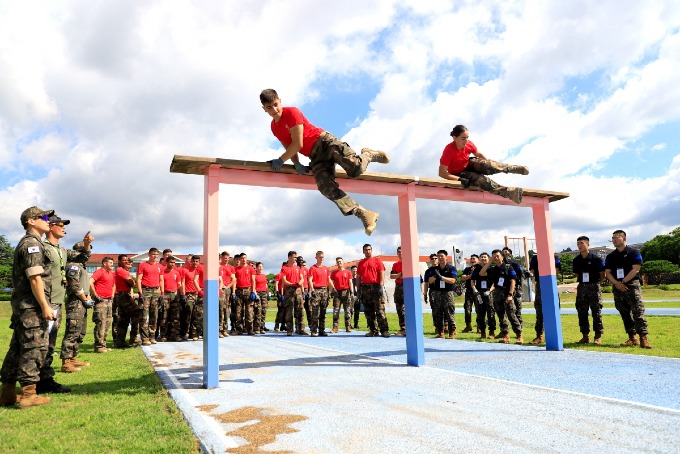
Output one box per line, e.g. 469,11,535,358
215,406,306,453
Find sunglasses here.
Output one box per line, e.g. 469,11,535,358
34,215,50,221
50,222,65,227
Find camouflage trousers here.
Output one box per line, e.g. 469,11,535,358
464,289,476,326
353,294,361,328
166,294,183,341
184,292,203,338
303,290,312,329
492,289,522,335
575,283,604,335
473,291,496,331
534,280,543,335
274,295,285,327
93,298,113,349
309,288,330,334
459,157,513,195
428,289,441,329
219,288,232,334
140,287,160,342
394,284,406,330
256,291,268,332
157,292,176,339
112,296,119,343
0,305,49,386
333,289,353,330
360,284,389,334
39,303,62,380
282,286,304,333
114,292,141,347
60,299,87,359
309,131,371,215
431,290,456,333
235,288,254,333
613,281,648,336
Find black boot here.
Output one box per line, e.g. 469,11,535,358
36,377,72,394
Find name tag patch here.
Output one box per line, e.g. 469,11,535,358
582,272,589,283
616,268,625,279
498,277,505,287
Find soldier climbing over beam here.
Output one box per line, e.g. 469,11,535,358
260,88,390,235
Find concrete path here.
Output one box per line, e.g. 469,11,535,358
144,326,680,453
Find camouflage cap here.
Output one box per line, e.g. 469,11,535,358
71,242,88,263
48,214,71,225
72,241,86,252
20,206,55,226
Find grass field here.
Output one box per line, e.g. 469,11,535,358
1,286,677,451
0,302,199,453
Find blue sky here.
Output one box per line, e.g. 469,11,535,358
1,0,679,273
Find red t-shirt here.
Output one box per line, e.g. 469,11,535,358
299,266,309,289
270,107,323,157
357,257,385,284
330,269,352,290
235,265,254,289
219,264,235,287
391,261,403,284
162,267,181,292
255,273,268,292
274,273,282,291
280,264,301,289
115,267,133,293
195,264,205,289
181,266,199,293
439,140,478,175
91,268,115,298
138,261,162,287
309,264,330,288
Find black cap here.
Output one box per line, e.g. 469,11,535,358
48,215,70,225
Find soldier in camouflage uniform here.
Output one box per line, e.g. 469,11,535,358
254,262,269,334
481,250,523,344
261,88,390,236
113,255,142,348
0,207,55,408
39,215,92,393
573,236,605,344
460,254,480,333
428,250,459,339
502,247,525,329
330,257,354,333
61,254,94,372
389,247,407,336
308,251,331,336
471,253,496,338
357,244,390,337
605,230,652,349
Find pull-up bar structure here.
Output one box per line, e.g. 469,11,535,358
170,155,569,389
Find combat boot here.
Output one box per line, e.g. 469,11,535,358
71,356,90,367
577,335,590,344
498,333,510,344
488,330,495,339
448,331,455,339
620,334,639,346
0,382,19,406
505,165,529,175
529,335,543,344
639,335,652,349
19,384,51,409
353,206,379,236
61,359,81,373
462,324,473,333
480,329,486,339
437,330,445,339
36,377,71,394
594,333,602,345
361,148,391,164
516,334,524,345
500,187,523,204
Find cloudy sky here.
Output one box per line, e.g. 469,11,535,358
1,0,679,272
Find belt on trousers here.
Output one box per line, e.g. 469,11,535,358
237,287,250,290
314,286,327,289
115,291,130,295
98,297,113,300
185,291,197,295
142,286,159,290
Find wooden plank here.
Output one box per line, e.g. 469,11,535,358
170,155,569,202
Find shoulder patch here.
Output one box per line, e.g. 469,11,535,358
70,265,79,271
28,246,40,253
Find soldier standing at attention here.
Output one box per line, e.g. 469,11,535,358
389,246,407,336
254,262,269,334
280,251,304,336
160,256,182,341
528,251,561,344
261,88,390,235
297,256,312,332
136,248,164,345
273,268,284,332
38,214,92,394
357,244,390,338
423,254,440,332
502,247,525,331
113,255,141,347
61,251,94,372
308,251,331,337
573,236,605,345
471,252,496,339
438,124,529,204
460,254,480,334
428,250,459,339
90,257,115,353
219,252,236,337
234,253,257,335
351,265,361,329
0,207,56,408
605,230,652,349
330,257,354,333
481,250,523,344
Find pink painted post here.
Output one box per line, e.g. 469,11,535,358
397,184,425,365
202,164,221,388
531,199,563,351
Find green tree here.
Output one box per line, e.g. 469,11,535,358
0,234,14,289
641,260,680,284
640,227,680,266
559,253,574,279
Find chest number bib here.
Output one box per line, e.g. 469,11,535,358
616,268,625,279
497,277,505,287
582,272,589,283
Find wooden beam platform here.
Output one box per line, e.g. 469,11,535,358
170,155,569,203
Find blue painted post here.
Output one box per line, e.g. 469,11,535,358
398,185,425,366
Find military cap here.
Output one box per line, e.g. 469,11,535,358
48,214,71,225
20,206,55,226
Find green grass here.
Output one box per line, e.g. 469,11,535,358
0,302,198,453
